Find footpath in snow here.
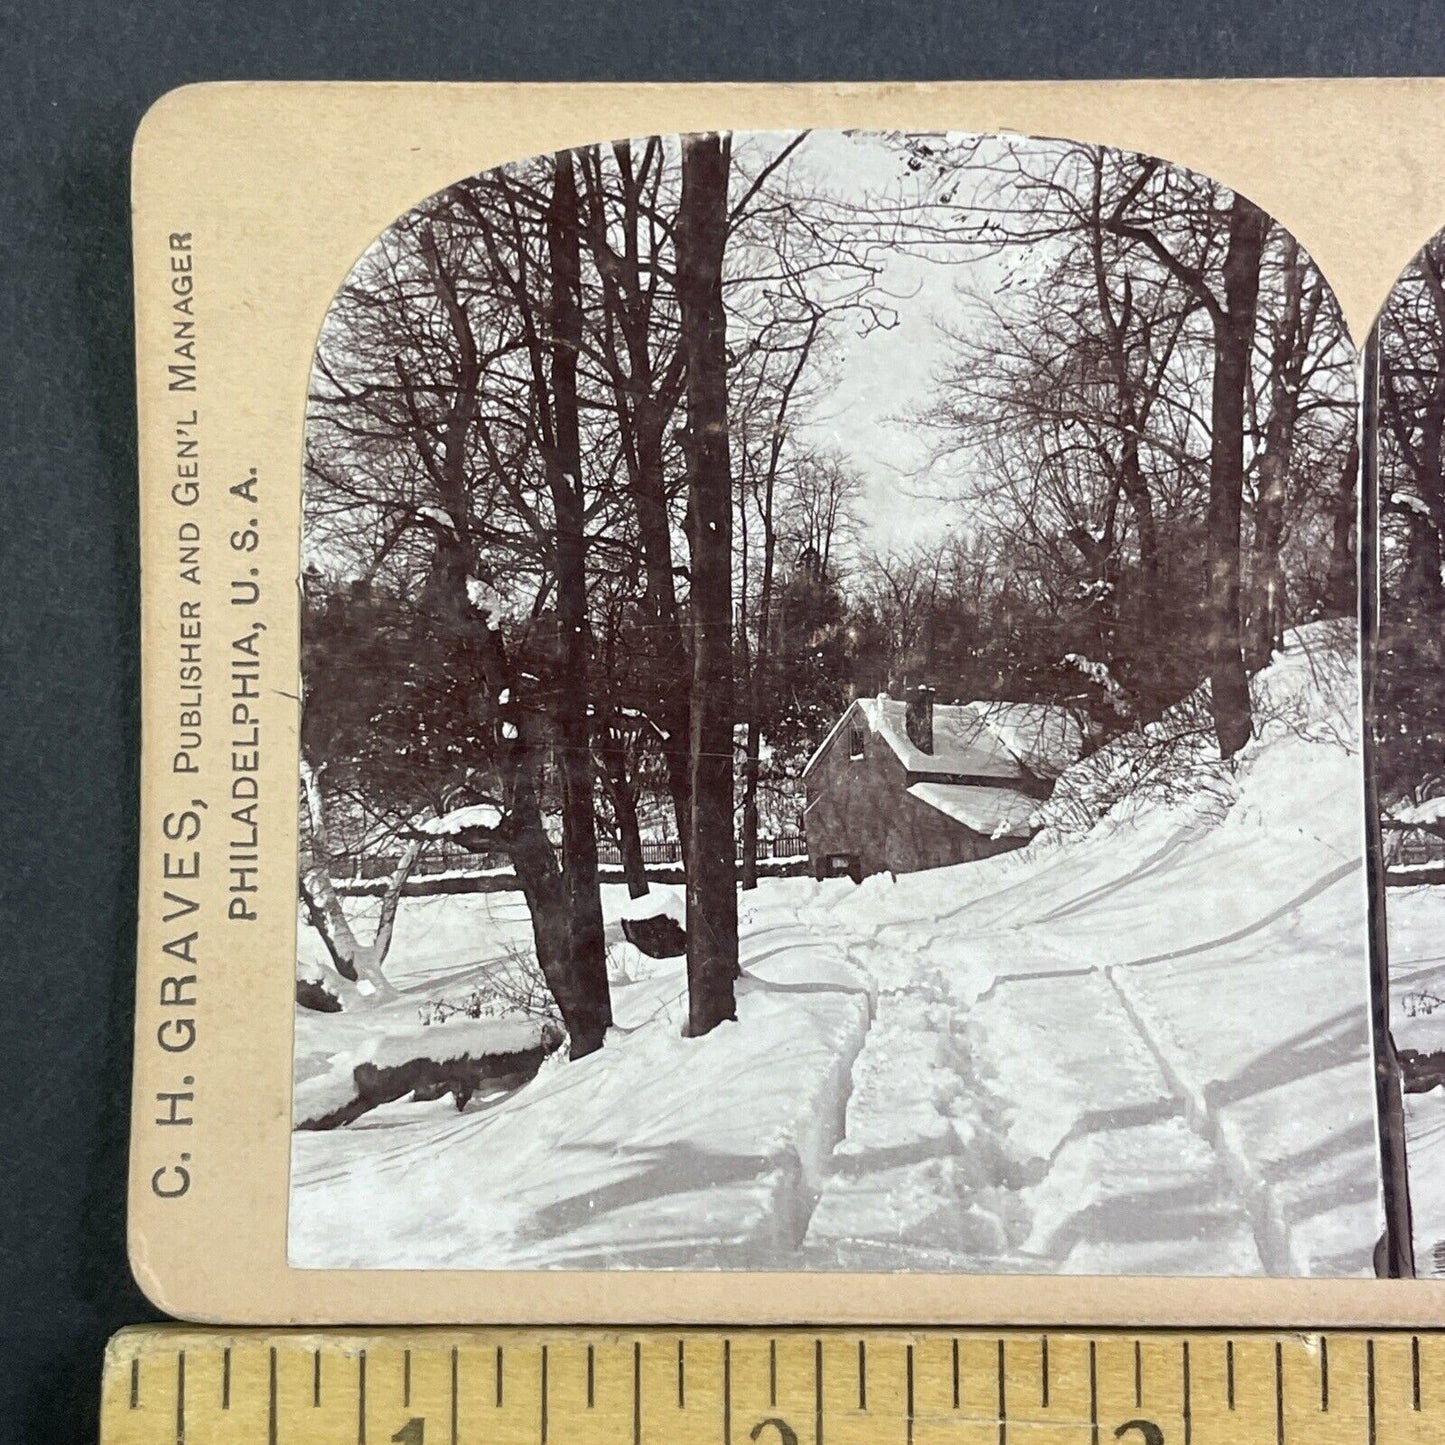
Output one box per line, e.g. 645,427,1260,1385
290,630,1382,1275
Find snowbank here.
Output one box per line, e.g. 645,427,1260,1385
619,885,685,924
295,1012,560,1129
291,926,873,1267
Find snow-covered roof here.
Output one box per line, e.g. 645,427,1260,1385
906,782,1041,840
967,701,1084,780
803,695,1082,782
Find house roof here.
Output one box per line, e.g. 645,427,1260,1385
905,781,1041,839
964,701,1083,780
803,695,1083,782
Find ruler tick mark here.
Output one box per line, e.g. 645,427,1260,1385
222,1347,231,1411
1274,1341,1284,1445
130,1357,139,1410
496,1345,503,1408
314,1349,322,1407
1181,1340,1191,1445
358,1349,367,1445
1088,1340,1098,1445
1134,1338,1142,1408
540,1345,548,1445
1226,1340,1235,1410
952,1337,960,1410
1041,1335,1049,1408
450,1347,458,1445
1367,1338,1377,1445
587,1344,595,1408
906,1344,915,1445
1320,1336,1329,1412
723,1338,732,1445
997,1338,1008,1445
175,1350,185,1445
403,1349,411,1410
268,1347,277,1445
858,1339,866,1411
678,1338,685,1409
769,1338,777,1407
1414,1335,1422,1411
633,1341,642,1445
815,1337,825,1445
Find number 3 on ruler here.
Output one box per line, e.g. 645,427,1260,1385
391,1421,424,1444
1114,1422,1164,1445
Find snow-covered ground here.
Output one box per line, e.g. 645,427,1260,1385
290,631,1384,1275
1386,884,1445,1275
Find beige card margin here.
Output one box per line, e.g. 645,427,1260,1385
131,79,1445,1326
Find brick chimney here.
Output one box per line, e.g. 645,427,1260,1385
905,684,935,755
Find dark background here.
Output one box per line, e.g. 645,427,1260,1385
3,2,1445,1439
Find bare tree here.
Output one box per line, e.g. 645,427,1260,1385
912,139,1347,754
297,757,421,1007
735,307,822,889
1196,190,1271,756
677,132,739,1033
306,170,616,1058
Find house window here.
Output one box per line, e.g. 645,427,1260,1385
849,725,866,760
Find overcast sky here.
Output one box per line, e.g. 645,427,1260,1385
736,128,1018,555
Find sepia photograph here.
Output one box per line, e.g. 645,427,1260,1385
1375,227,1445,1279
286,128,1385,1276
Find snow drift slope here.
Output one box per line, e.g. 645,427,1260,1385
806,628,1379,1276
290,627,1380,1274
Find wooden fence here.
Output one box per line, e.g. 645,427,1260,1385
336,832,807,880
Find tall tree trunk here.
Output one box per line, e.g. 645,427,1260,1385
429,773,600,1053
578,144,693,853
738,464,759,894
453,599,608,1058
598,743,650,899
1205,195,1270,758
1326,437,1359,618
740,316,815,890
1117,451,1164,711
677,132,738,1035
634,415,695,854
739,718,762,891
416,216,608,1058
1086,162,1178,715
545,151,611,1057
1245,239,1308,672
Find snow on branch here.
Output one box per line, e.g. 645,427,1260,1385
1389,490,1433,519
1383,796,1445,837
1061,652,1133,717
416,803,506,838
466,576,518,630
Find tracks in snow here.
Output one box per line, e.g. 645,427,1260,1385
1102,965,1287,1275
800,913,1272,1274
